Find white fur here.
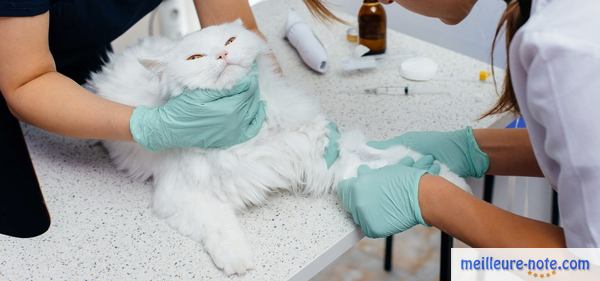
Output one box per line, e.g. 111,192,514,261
87,21,469,276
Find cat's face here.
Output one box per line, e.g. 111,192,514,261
146,21,266,90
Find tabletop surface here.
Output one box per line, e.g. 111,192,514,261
0,0,501,280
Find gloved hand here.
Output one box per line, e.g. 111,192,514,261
129,68,265,151
323,122,340,168
368,127,489,178
336,156,440,238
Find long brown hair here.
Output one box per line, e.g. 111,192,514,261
303,0,345,23
482,0,530,117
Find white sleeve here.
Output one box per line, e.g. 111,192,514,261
517,32,600,247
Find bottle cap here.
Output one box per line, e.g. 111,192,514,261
479,70,491,81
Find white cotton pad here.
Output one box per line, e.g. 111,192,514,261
400,57,438,81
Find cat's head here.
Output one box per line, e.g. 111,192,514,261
142,20,266,90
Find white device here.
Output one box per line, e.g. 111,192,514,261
284,9,328,73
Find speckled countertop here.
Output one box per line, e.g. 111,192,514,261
0,0,502,280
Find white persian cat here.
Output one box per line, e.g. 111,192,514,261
87,21,469,275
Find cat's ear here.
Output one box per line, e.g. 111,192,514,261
139,57,165,73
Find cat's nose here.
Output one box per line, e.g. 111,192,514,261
217,50,229,60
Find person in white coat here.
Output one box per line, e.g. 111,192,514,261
327,0,600,247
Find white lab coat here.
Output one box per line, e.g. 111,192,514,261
509,0,600,247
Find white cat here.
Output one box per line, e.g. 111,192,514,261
87,21,469,275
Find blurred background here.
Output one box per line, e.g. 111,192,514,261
113,0,508,65
112,1,555,280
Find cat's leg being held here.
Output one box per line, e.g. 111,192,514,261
336,132,471,192
152,169,254,275
357,144,471,192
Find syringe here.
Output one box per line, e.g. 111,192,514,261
363,84,448,96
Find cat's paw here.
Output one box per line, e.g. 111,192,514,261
206,234,255,276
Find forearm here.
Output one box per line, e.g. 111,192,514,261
419,174,565,247
393,0,476,25
1,14,133,142
474,128,543,177
5,71,133,141
194,0,259,31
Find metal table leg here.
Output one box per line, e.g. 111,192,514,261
483,175,495,203
440,232,453,281
384,236,393,271
551,190,559,225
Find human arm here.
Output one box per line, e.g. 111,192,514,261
508,29,600,247
337,162,565,246
419,174,565,247
0,13,134,141
369,127,542,178
379,0,477,25
193,0,259,32
473,128,542,176
1,13,266,150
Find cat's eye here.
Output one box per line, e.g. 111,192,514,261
187,54,205,60
225,37,236,46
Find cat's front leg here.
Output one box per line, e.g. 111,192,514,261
153,173,254,275
197,195,254,276
347,143,471,192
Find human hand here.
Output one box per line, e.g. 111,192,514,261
323,122,340,168
336,156,440,238
129,69,265,151
368,127,489,178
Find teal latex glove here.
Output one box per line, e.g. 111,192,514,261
130,66,265,151
336,156,440,238
368,127,489,178
323,122,340,168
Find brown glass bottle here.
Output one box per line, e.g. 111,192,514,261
358,0,386,55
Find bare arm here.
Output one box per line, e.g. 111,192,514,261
386,0,477,25
193,0,259,31
474,128,543,177
420,174,566,247
0,13,133,141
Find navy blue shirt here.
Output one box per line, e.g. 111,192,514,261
0,0,163,84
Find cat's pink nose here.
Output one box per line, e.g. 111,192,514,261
217,50,229,60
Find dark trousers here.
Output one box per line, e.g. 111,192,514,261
0,94,50,238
